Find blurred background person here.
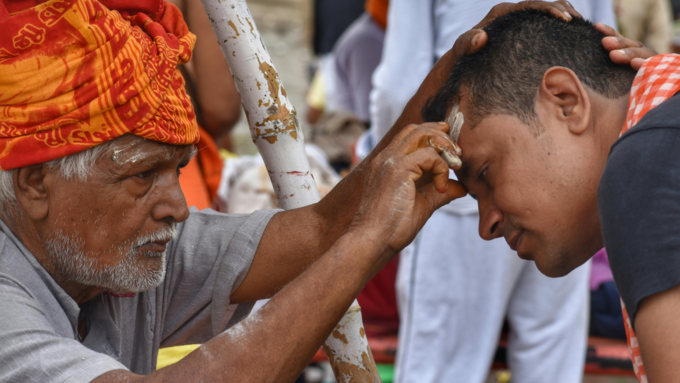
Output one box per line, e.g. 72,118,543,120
333,0,387,127
327,0,400,337
590,249,627,340
368,1,618,382
614,0,674,53
306,0,365,125
167,0,243,212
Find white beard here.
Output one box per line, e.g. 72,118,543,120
43,225,177,293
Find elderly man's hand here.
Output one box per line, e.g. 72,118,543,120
448,1,579,62
596,23,657,71
349,122,466,262
450,1,654,73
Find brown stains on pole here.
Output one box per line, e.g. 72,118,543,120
228,20,240,38
252,54,300,144
322,344,382,383
246,17,256,37
321,305,382,382
257,56,280,104
332,330,349,345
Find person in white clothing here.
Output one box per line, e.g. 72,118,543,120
369,1,618,382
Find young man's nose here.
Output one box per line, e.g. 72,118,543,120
478,201,504,241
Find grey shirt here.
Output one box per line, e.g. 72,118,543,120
0,208,277,382
333,13,385,123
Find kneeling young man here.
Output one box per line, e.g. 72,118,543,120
422,9,679,382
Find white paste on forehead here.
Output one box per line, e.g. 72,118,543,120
108,138,185,167
446,104,465,144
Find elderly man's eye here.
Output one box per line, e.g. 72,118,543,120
136,170,153,179
177,162,189,176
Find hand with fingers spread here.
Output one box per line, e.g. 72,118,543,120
349,122,466,264
596,23,657,71
447,1,653,76
448,1,580,61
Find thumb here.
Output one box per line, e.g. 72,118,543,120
421,180,468,212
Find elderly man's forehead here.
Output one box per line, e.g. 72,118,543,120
103,135,195,167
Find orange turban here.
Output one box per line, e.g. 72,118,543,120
0,0,199,170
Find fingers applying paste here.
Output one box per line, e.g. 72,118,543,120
428,122,462,168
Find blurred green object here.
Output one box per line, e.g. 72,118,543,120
376,364,394,383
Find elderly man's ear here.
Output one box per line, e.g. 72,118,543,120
538,67,591,135
14,165,50,221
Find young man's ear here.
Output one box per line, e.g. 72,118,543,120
14,165,49,221
538,67,590,135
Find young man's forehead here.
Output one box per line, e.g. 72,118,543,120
455,154,482,185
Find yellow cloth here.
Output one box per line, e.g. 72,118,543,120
157,344,200,369
306,70,326,111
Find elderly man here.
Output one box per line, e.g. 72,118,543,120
0,0,466,381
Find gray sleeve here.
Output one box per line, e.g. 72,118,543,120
157,208,279,347
0,276,127,383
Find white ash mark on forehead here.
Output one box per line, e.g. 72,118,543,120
446,104,465,144
106,136,187,169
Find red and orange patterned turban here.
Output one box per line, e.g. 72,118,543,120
0,0,200,170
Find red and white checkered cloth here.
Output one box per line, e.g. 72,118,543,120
619,53,680,383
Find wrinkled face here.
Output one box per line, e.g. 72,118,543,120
41,135,193,292
453,98,604,277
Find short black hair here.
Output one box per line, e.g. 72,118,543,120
422,9,636,128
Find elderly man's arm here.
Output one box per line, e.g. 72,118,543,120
229,1,602,304
94,123,464,383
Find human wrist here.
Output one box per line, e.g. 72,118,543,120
344,224,394,269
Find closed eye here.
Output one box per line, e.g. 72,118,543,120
477,167,488,183
136,170,153,179
177,161,189,176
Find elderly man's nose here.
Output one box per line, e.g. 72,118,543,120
152,180,190,224
479,202,503,241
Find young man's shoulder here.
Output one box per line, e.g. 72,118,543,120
598,91,680,326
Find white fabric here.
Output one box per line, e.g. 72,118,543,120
216,145,340,214
369,0,616,215
396,211,591,383
319,54,341,114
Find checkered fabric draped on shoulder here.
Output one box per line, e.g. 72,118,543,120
619,53,680,383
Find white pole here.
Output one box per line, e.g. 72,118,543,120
198,1,381,381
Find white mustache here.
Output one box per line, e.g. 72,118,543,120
134,224,178,248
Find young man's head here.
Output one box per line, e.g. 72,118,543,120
424,10,637,277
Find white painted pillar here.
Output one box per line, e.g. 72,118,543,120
198,1,381,382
